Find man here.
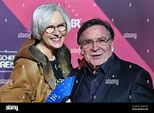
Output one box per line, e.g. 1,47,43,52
70,18,154,102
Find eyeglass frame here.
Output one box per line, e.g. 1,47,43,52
81,37,111,48
45,23,67,34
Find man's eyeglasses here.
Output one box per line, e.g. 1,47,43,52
45,23,67,34
81,37,111,48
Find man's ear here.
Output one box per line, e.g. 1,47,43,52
112,47,114,52
111,42,114,52
80,47,84,56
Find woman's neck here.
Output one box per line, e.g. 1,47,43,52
36,42,56,61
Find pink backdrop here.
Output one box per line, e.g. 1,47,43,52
0,0,154,86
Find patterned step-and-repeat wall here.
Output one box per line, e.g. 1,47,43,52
0,0,154,87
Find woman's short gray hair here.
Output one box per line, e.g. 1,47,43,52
30,3,71,40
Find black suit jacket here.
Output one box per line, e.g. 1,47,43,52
70,53,154,102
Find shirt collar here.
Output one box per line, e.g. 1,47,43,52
101,53,114,74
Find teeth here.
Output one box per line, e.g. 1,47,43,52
51,38,60,41
93,55,100,56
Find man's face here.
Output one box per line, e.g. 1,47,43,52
80,25,114,70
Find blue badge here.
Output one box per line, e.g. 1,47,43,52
46,76,76,103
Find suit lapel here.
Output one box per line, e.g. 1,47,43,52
70,68,84,101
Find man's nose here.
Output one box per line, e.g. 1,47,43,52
91,41,99,51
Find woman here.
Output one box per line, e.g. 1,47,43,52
0,3,72,102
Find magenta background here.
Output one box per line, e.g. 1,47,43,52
0,0,154,86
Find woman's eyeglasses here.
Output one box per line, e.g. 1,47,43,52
45,23,67,34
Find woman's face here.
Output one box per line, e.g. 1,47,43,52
41,10,67,49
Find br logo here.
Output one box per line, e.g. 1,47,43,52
71,19,80,28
